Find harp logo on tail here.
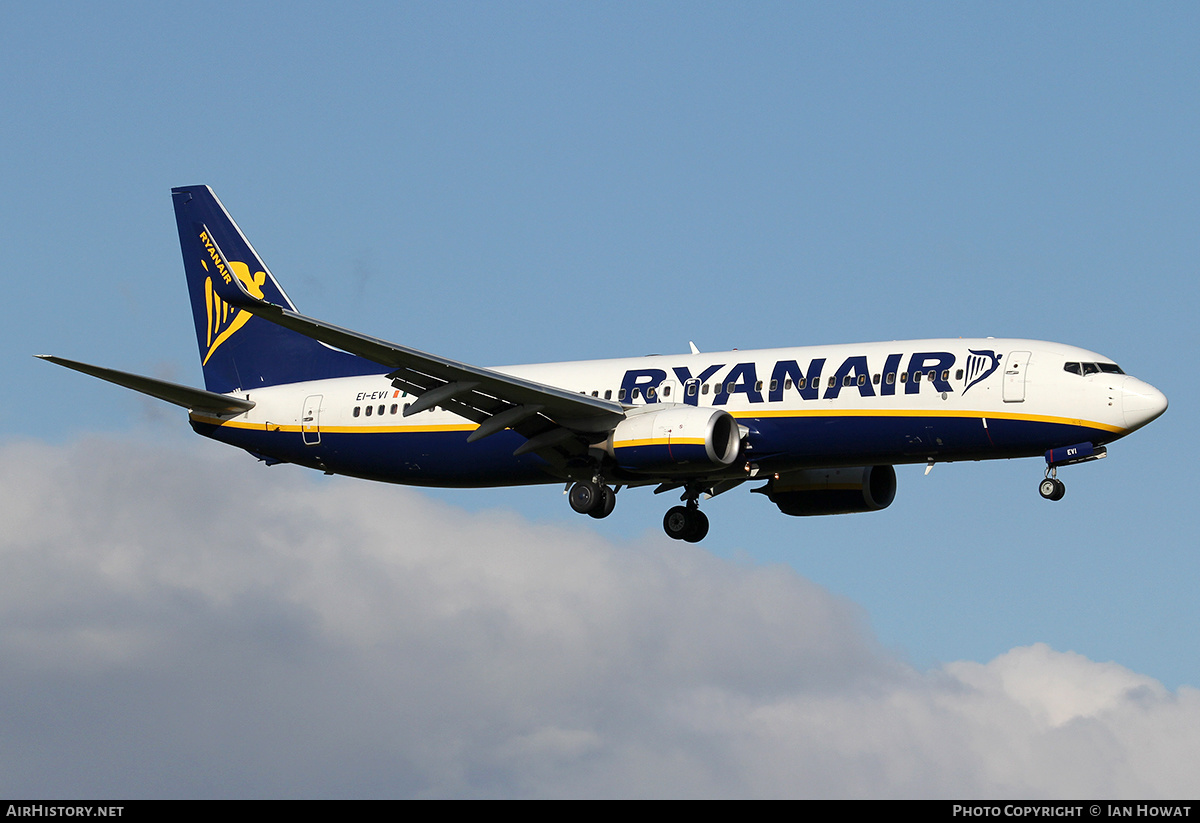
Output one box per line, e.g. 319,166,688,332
198,229,267,365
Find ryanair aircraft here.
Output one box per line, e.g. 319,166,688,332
39,186,1168,542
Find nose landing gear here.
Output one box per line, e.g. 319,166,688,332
1038,442,1107,502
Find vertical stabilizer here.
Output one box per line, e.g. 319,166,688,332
172,186,382,393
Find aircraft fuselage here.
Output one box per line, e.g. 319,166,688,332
189,337,1163,488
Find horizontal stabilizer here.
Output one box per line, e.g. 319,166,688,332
35,355,255,415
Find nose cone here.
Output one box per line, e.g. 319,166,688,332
1122,378,1168,431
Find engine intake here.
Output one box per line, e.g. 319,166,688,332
754,465,896,516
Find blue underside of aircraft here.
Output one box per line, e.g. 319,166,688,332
193,413,1114,488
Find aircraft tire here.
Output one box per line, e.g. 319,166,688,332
1039,478,1058,500
1050,479,1066,501
663,506,692,540
683,510,709,543
569,480,602,514
588,485,617,519
663,506,708,541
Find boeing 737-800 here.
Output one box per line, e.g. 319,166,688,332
38,186,1168,541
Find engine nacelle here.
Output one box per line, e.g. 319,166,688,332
605,405,741,474
753,465,896,516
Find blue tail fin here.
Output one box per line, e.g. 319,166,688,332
172,186,383,393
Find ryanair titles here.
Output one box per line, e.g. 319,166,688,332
199,229,233,285
620,350,1002,406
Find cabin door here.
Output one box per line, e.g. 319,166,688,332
1003,352,1031,403
302,395,323,445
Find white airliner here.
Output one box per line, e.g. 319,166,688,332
39,186,1168,541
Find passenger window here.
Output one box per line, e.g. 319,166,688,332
391,404,398,414
365,405,373,416
591,390,598,397
928,371,936,382
886,373,895,384
618,389,626,400
770,380,778,392
872,374,880,384
353,407,360,417
913,372,921,383
955,369,963,380
798,378,806,389
632,388,640,399
378,405,385,416
827,376,836,388
941,370,949,381
784,379,792,390
755,381,763,392
661,385,670,397
605,389,612,400
686,383,697,397
843,376,852,387
858,374,866,386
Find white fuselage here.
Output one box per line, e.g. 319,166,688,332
189,338,1166,488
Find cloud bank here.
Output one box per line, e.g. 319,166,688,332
0,437,1196,797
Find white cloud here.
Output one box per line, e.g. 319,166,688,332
0,437,1197,798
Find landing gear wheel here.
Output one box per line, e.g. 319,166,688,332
569,480,602,514
664,506,691,540
663,506,710,542
684,510,709,543
1039,477,1066,501
588,485,617,519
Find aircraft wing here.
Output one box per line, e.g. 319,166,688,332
197,224,625,450
36,355,255,415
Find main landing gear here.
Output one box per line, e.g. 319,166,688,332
663,502,709,543
568,479,617,519
567,477,711,542
1039,469,1066,501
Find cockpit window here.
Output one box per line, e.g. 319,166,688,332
1065,361,1125,376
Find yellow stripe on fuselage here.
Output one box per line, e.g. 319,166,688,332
730,407,1124,433
191,407,1123,436
189,413,475,435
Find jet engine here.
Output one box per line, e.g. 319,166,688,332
753,465,896,516
605,405,741,474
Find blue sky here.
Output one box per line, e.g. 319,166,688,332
2,2,1197,796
